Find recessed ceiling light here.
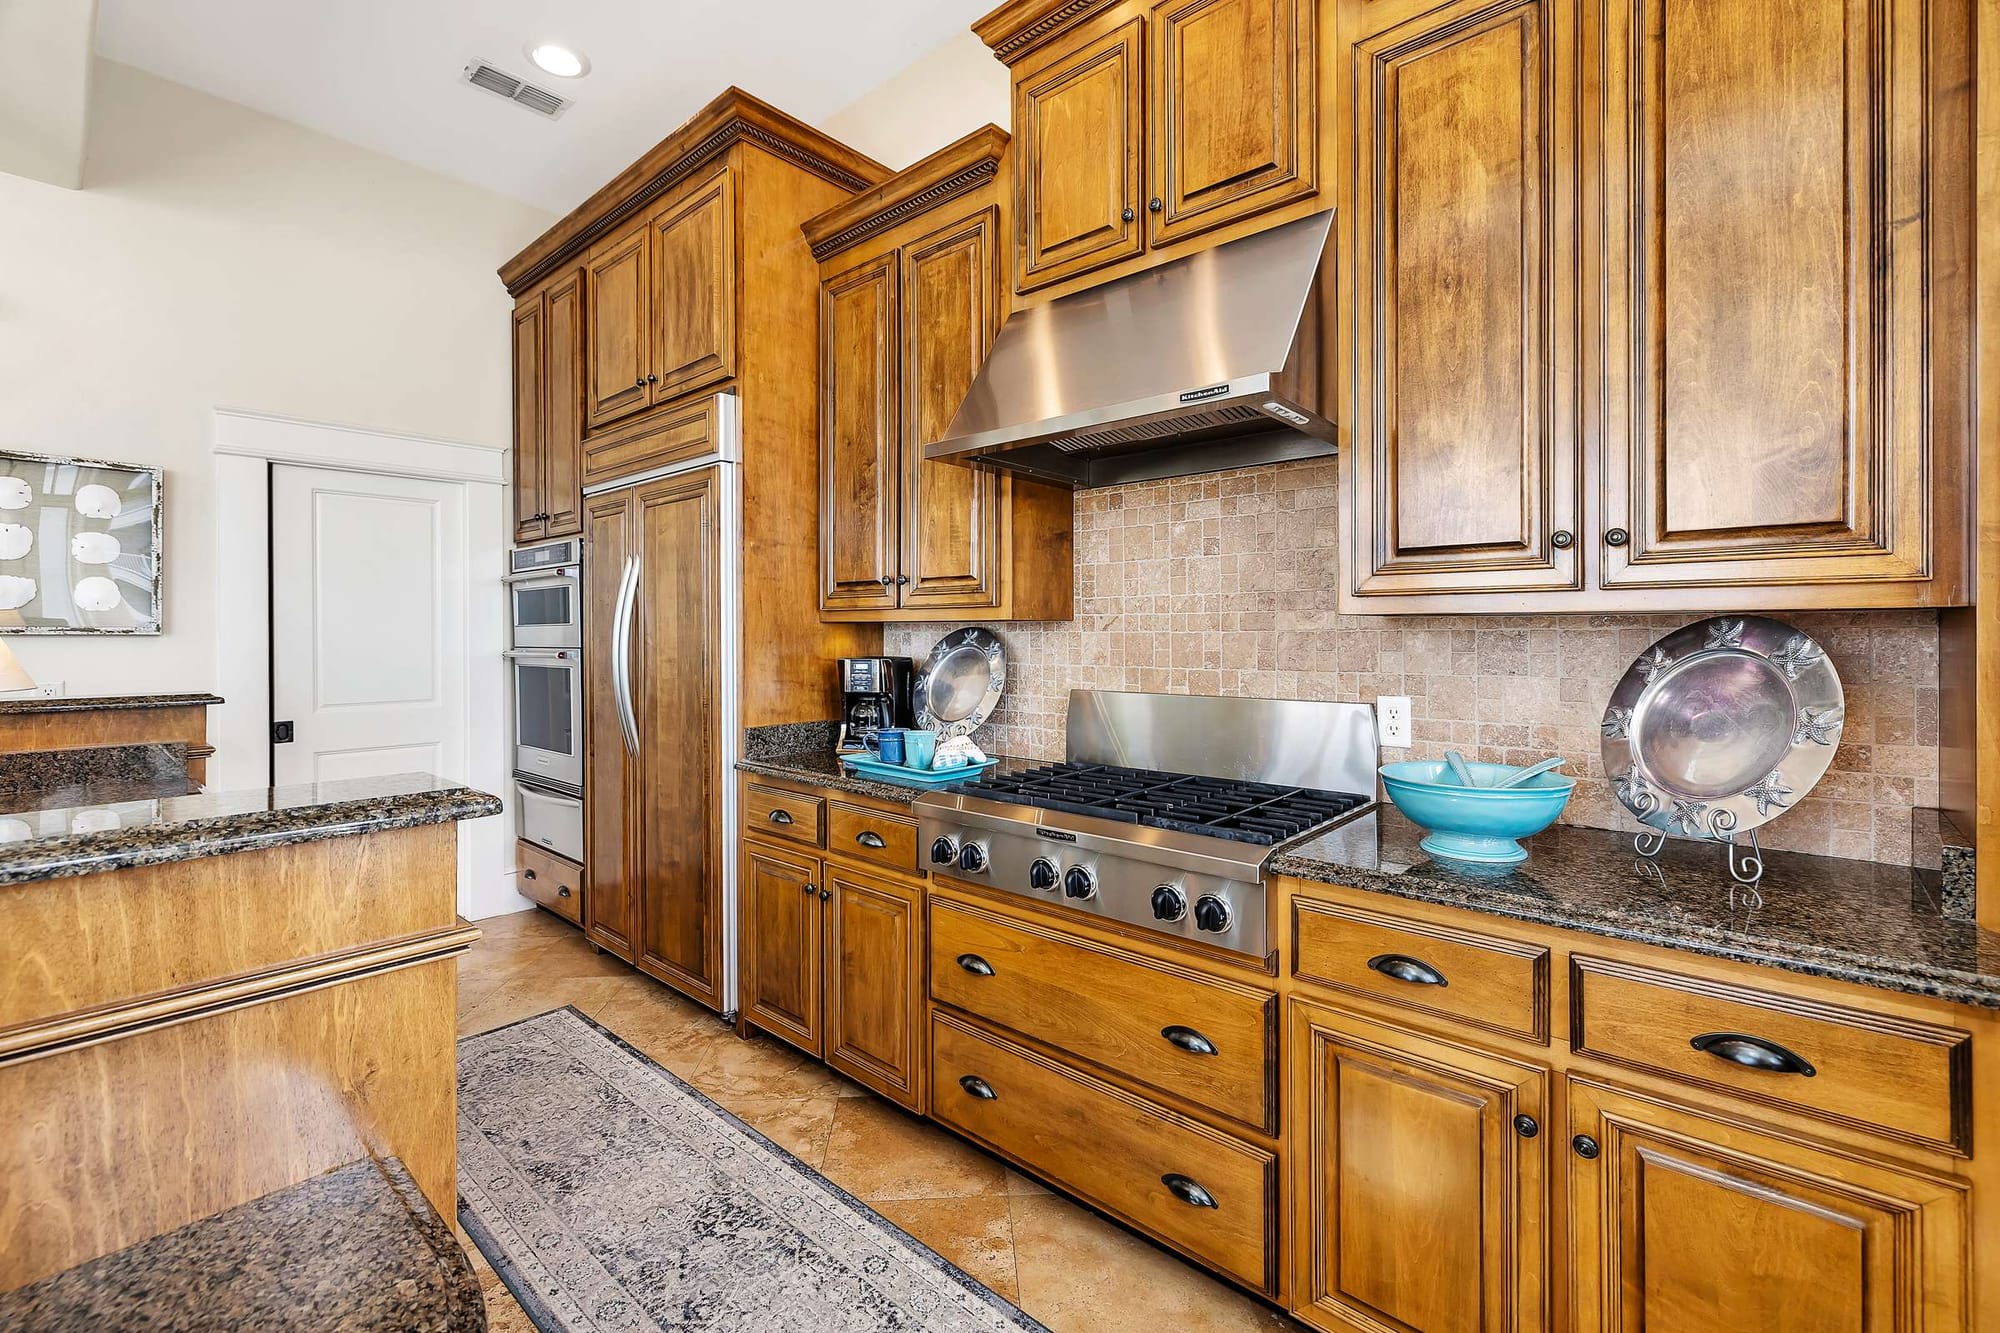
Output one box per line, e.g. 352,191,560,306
526,43,588,78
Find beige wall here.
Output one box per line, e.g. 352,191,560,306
821,30,1010,169
0,59,552,697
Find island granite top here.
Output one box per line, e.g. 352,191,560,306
0,691,223,715
1270,806,2000,1010
0,771,501,887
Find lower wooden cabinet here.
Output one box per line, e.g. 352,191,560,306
1289,997,1548,1333
515,839,582,927
742,841,822,1052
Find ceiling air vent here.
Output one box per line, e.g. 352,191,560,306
462,60,569,119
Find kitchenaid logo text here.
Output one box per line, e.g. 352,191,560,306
1035,828,1079,843
1179,383,1230,403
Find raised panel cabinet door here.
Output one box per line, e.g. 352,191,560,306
1595,0,1944,592
631,468,725,1009
1566,1080,1967,1332
741,841,823,1057
511,292,547,543
585,225,652,428
649,163,737,405
1015,18,1147,292
540,272,585,538
818,254,901,613
823,866,924,1110
1148,0,1316,247
1341,0,1582,598
900,208,1005,611
581,491,637,962
1290,999,1549,1333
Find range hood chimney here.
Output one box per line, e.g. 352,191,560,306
926,209,1335,489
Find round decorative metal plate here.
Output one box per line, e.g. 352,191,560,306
1601,616,1843,841
913,626,1007,740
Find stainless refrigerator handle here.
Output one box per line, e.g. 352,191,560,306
612,556,641,757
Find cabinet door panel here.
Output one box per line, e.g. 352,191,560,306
1598,0,1936,588
511,293,546,543
541,272,584,537
1290,999,1547,1333
1149,0,1315,246
1343,0,1580,598
1016,18,1147,291
742,842,822,1056
585,227,651,428
1567,1080,1966,1333
819,255,901,612
823,867,923,1109
901,209,1004,611
581,492,636,962
650,164,737,405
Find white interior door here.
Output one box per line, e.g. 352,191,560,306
270,465,467,788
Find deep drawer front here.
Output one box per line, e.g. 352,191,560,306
825,801,919,873
931,1011,1276,1293
1572,956,1972,1154
516,841,582,926
1293,896,1549,1043
744,783,824,847
930,897,1275,1133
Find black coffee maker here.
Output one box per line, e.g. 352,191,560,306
836,657,915,755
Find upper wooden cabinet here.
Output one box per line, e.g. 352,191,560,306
979,0,1323,297
1336,0,1974,612
648,163,737,404
511,268,584,543
803,127,1074,622
584,226,652,429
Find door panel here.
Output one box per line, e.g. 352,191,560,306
742,842,822,1056
819,255,901,612
540,272,584,538
1149,0,1316,246
900,210,1004,611
1567,1080,1967,1333
585,227,651,427
581,492,636,961
823,867,923,1109
1343,0,1580,597
631,469,724,1007
1016,18,1147,291
511,293,546,543
1290,998,1547,1333
650,164,737,405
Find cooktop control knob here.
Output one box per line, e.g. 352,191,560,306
1193,894,1232,933
1028,857,1061,892
1062,865,1097,900
957,841,989,874
1150,885,1188,922
929,836,959,867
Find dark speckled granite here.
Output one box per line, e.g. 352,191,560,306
0,771,501,886
0,691,222,715
0,1157,483,1331
1911,806,1977,922
742,720,841,760
0,742,188,797
737,749,1041,806
1271,806,2000,1009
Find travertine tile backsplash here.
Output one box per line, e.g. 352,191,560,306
885,458,1939,865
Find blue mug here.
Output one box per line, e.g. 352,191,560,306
904,730,938,770
875,729,907,765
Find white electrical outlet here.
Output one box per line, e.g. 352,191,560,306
33,680,63,698
1376,695,1412,749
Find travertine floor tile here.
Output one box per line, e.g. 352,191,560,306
730,1094,841,1168
872,1195,1020,1302
820,1096,1010,1202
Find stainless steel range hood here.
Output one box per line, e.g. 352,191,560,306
926,209,1335,488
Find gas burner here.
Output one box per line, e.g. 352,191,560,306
953,763,1369,845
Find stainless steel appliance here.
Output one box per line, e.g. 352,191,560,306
515,779,583,862
506,537,583,649
913,691,1377,958
507,647,583,793
837,656,914,754
926,210,1335,488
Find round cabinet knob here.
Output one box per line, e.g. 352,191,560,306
1150,885,1188,922
1192,895,1232,933
1148,197,1163,212
1028,858,1061,892
1062,865,1097,900
1572,1134,1601,1160
929,836,959,867
1605,528,1630,547
957,841,989,874
1550,530,1574,550
1121,206,1136,222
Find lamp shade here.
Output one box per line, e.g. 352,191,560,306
0,639,36,693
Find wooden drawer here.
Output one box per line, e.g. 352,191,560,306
930,896,1276,1133
1293,896,1549,1043
580,393,724,487
744,783,823,847
931,1009,1277,1294
1572,956,1972,1155
515,840,582,926
825,801,919,873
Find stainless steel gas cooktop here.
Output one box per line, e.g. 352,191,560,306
914,691,1379,958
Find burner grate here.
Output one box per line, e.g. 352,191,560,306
954,763,1368,845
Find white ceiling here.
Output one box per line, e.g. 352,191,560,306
95,0,993,214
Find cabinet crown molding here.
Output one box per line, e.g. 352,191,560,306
499,85,889,295
973,0,1124,64
801,125,1010,261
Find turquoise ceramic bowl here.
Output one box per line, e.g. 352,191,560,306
1379,760,1576,866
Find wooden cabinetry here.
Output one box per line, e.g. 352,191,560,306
1336,0,1973,612
1014,18,1146,289
584,226,653,429
512,269,583,542
515,839,582,926
803,127,1073,622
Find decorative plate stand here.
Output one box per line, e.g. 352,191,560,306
1600,616,1844,886
913,626,1008,740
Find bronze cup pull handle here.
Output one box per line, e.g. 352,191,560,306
768,809,794,826
1161,1174,1217,1208
959,1075,997,1100
856,831,887,849
1160,1025,1217,1056
956,954,995,977
1367,953,1448,987
1690,1031,1816,1077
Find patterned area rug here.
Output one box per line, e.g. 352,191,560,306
457,1006,1048,1333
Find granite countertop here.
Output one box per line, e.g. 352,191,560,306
737,748,1042,806
0,1157,484,1331
0,771,502,886
0,691,223,715
1270,806,2000,1009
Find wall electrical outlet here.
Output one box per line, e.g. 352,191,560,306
1376,695,1412,749
33,680,63,698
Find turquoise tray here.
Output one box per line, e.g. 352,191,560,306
840,753,998,788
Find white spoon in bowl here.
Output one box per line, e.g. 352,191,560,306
1491,756,1568,788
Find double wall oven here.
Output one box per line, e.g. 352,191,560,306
508,538,584,861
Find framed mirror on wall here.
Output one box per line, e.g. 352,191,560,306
0,450,162,634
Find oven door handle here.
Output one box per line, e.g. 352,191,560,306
503,568,579,585
503,649,577,661
611,556,641,757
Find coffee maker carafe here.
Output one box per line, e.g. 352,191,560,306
837,657,915,754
